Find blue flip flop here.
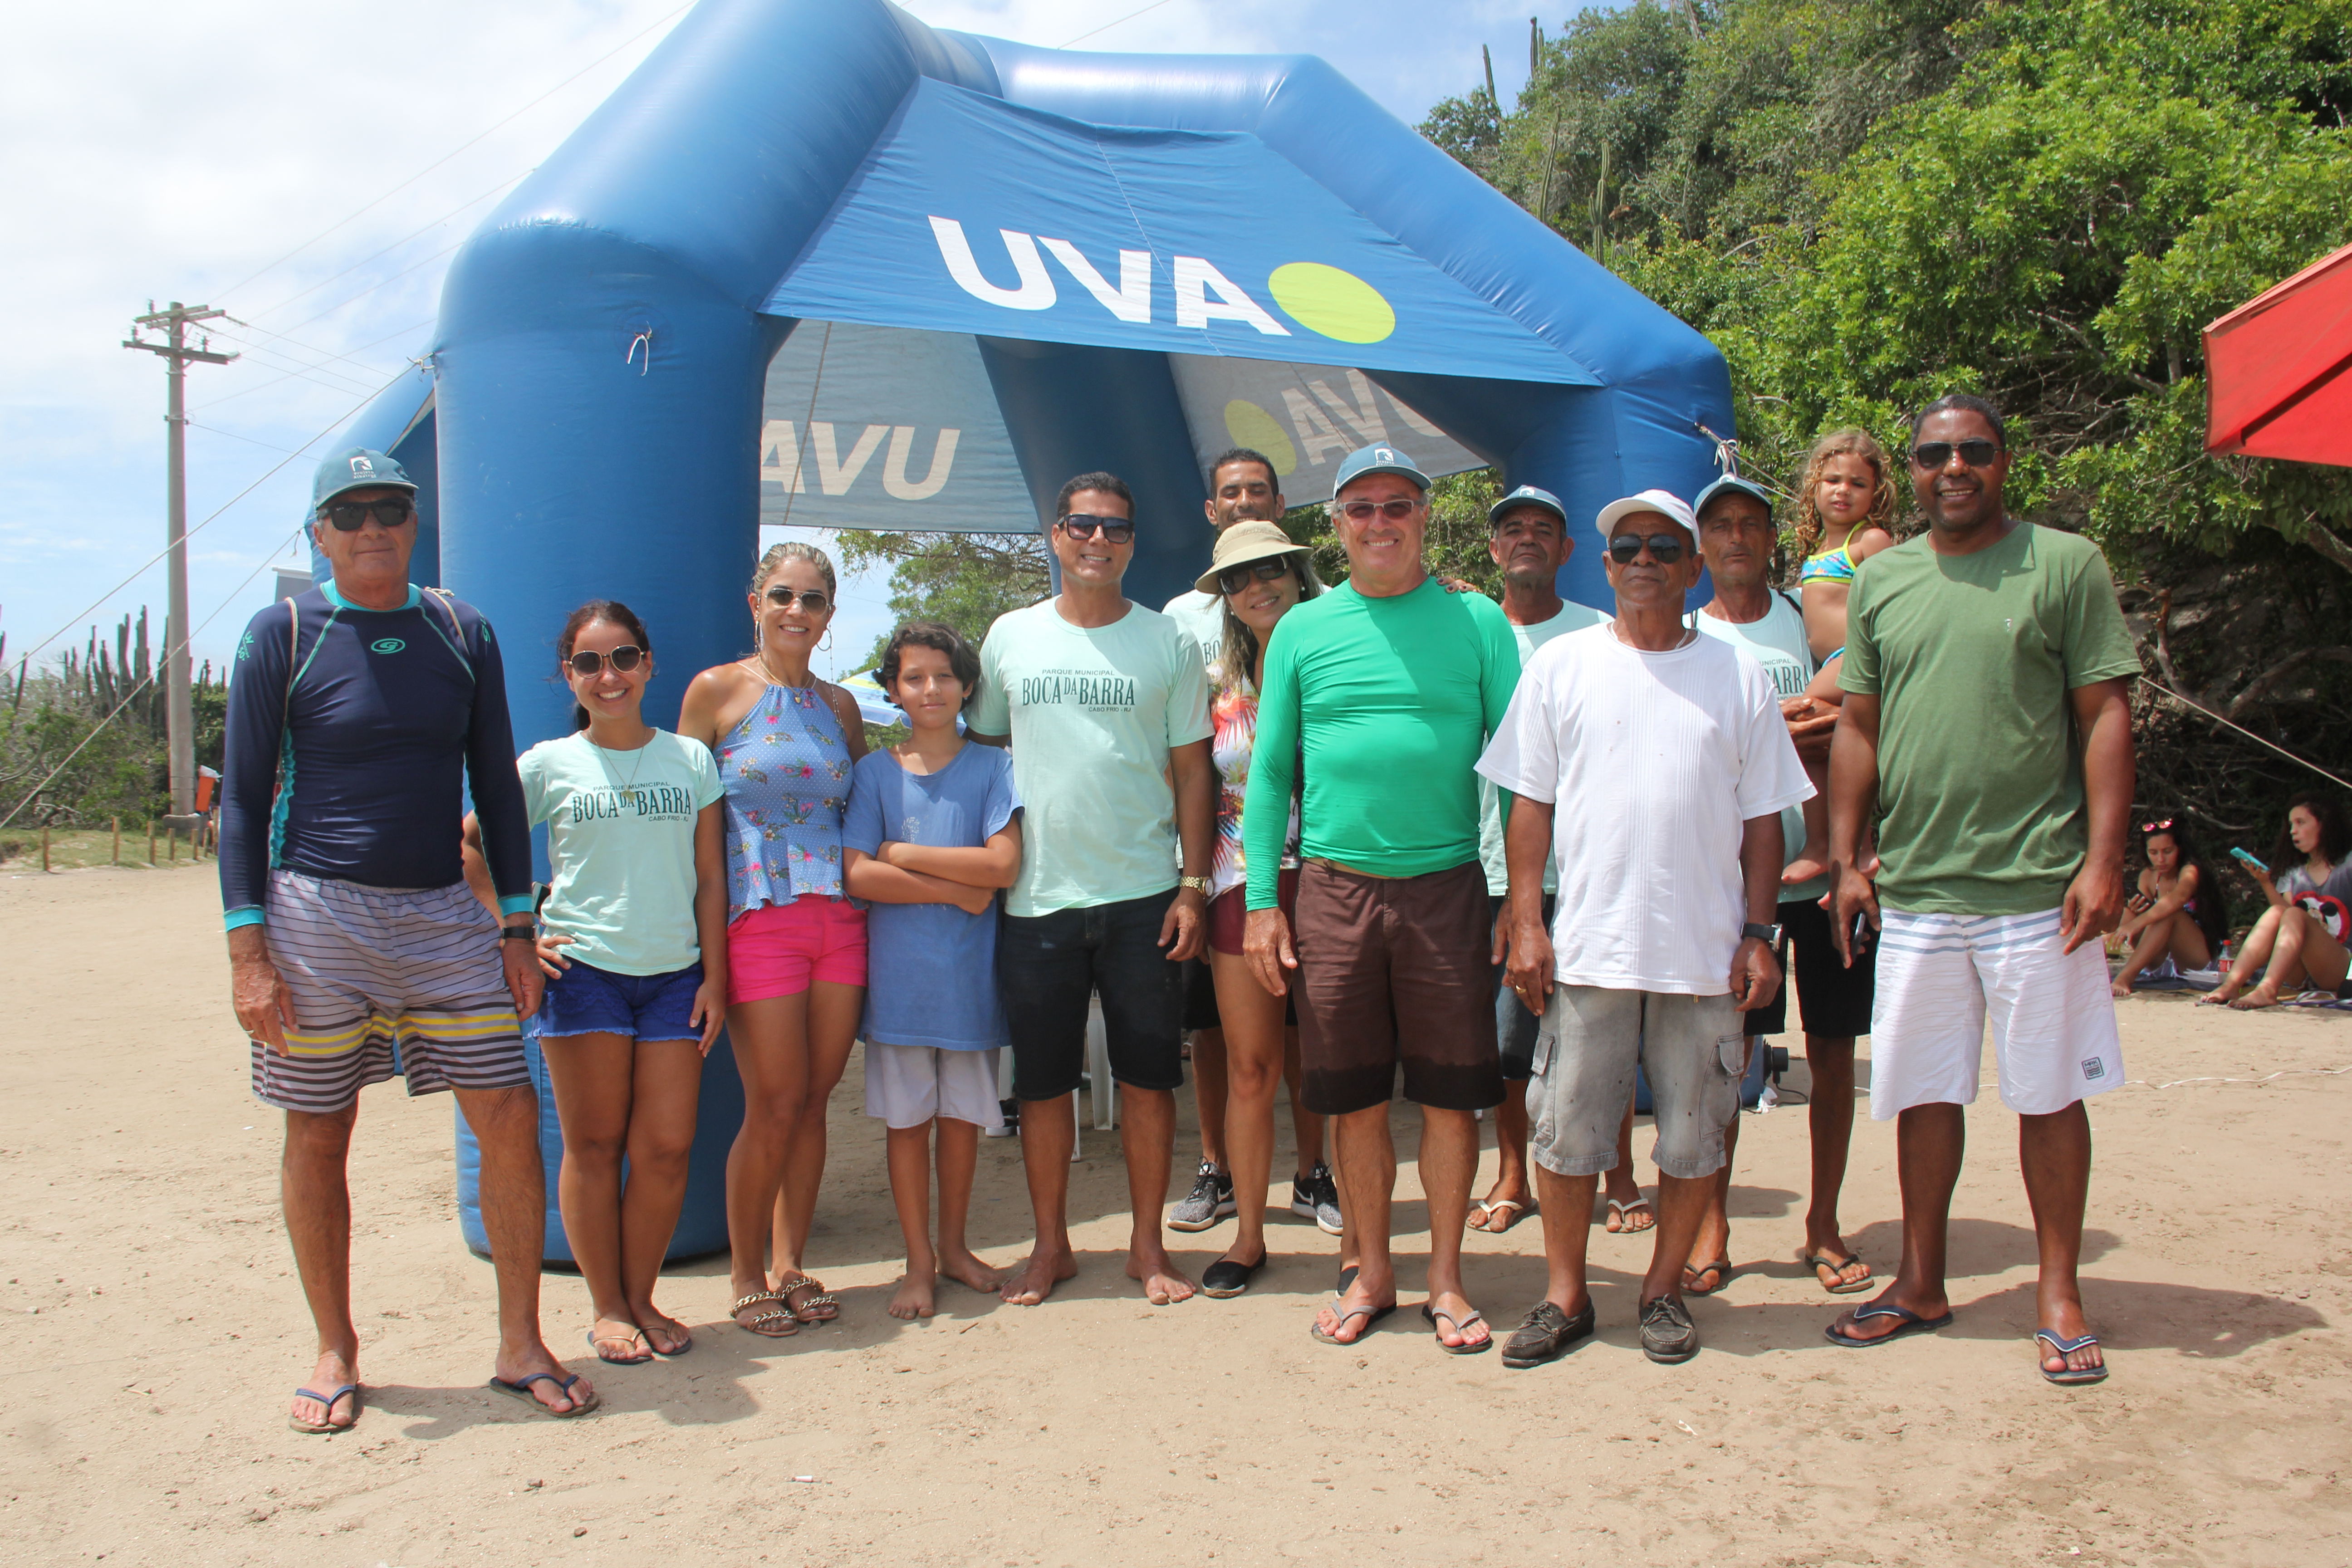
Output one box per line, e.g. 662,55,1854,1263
487,1371,600,1418
2036,1329,2109,1385
289,1382,360,1434
1823,1303,1954,1347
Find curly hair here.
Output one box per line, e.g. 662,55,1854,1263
1792,427,1900,558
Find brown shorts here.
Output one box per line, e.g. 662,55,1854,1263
1292,858,1502,1114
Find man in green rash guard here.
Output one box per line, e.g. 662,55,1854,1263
1241,444,1520,1356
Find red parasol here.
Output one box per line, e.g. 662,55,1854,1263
2205,239,2352,467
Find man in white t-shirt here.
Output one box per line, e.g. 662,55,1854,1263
1685,474,1877,1301
1159,449,1340,1240
1467,485,1608,1238
1477,488,1811,1368
970,471,1216,1309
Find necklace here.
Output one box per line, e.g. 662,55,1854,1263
588,730,656,809
743,650,816,690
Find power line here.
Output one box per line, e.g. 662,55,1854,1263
273,240,466,339
192,318,434,413
1060,0,1183,47
216,3,693,304
2137,676,2352,792
245,170,528,324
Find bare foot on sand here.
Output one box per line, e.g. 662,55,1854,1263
1000,1247,1077,1306
289,1348,360,1432
491,1343,596,1415
939,1245,1003,1295
1127,1244,1196,1305
2111,977,2136,999
889,1272,937,1320
636,1310,692,1356
2228,985,2283,1010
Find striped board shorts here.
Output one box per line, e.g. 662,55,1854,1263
250,869,529,1114
1869,905,2123,1121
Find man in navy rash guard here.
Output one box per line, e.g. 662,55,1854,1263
221,448,595,1431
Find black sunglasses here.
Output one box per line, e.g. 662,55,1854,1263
1216,558,1295,595
764,586,832,613
567,645,645,676
1058,514,1136,544
1607,532,1688,564
1911,439,2002,470
320,498,416,531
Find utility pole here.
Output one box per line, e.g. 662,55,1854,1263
124,302,236,819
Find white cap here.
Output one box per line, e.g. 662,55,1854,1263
1594,488,1699,548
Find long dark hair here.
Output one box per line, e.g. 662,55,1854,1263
1217,554,1322,693
559,600,652,732
2271,792,2351,874
2142,817,2227,954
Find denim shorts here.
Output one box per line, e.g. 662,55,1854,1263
534,958,706,1043
1490,893,1555,1082
997,887,1184,1100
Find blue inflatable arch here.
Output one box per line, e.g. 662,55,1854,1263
403,0,1730,746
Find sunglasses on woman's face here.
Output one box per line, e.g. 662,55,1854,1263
320,498,416,531
1217,558,1294,596
1607,532,1687,564
764,586,831,613
567,645,645,676
1911,439,2001,470
1058,514,1136,544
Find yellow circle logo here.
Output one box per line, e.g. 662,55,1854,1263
1267,263,1395,344
1222,401,1298,475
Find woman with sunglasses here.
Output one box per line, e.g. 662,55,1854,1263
464,602,726,1363
678,541,868,1337
1189,521,1352,1298
2108,817,2226,997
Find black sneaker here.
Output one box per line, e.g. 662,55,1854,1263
1167,1161,1236,1231
1290,1163,1343,1235
985,1097,1019,1139
1640,1294,1700,1364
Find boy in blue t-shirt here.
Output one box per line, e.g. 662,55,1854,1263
843,622,1024,1320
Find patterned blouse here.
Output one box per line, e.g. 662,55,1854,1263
716,680,853,918
1208,672,1297,901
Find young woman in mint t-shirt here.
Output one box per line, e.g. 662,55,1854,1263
463,601,727,1364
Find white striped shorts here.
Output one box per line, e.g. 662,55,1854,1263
250,869,528,1114
1870,906,2123,1120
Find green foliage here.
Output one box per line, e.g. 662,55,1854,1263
833,531,1053,673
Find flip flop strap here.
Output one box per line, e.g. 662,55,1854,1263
1852,1304,1921,1324
2037,1330,2099,1354
296,1383,358,1411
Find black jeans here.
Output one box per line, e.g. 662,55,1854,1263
998,887,1184,1101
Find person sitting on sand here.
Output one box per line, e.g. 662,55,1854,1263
462,600,727,1368
969,471,1216,1308
842,622,1023,1319
220,448,593,1431
2204,794,2352,1009
2109,817,2226,997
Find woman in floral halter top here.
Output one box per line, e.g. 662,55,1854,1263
677,541,868,1338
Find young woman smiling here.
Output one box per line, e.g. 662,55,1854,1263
677,542,868,1337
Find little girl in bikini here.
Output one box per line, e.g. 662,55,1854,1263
1782,428,1900,886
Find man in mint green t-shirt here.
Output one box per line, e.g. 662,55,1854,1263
1823,395,2138,1386
968,470,1215,1312
1241,444,1520,1355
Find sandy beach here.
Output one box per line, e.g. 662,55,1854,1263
4,858,2350,1566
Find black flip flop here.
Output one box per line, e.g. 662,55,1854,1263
1310,1302,1395,1345
1334,1264,1359,1298
1823,1303,1954,1347
2036,1329,2109,1385
487,1371,600,1418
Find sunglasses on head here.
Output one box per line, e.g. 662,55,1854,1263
1058,514,1136,544
1217,558,1295,596
764,586,832,613
2140,818,2175,833
1911,439,2002,470
567,645,645,676
1607,532,1688,564
1337,497,1421,523
320,497,416,531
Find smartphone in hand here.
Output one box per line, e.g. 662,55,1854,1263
2230,847,2268,874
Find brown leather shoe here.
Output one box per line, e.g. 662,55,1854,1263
1501,1298,1595,1369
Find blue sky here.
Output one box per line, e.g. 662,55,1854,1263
0,0,1534,681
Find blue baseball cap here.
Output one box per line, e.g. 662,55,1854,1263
312,447,417,511
1693,473,1776,519
1331,443,1430,500
1488,484,1567,528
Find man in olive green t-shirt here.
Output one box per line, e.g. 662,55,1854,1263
1823,395,2138,1386
1243,444,1521,1355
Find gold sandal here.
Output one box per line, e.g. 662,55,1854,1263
778,1274,840,1323
731,1290,799,1337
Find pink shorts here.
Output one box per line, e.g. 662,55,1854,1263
727,896,868,1004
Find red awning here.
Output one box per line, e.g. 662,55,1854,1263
2205,239,2352,467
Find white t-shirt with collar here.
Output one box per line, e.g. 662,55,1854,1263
1476,622,1813,994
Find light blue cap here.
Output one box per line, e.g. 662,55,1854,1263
1487,484,1566,527
312,447,416,510
1693,473,1775,518
1331,443,1429,500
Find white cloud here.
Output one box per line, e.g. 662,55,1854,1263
0,0,1525,671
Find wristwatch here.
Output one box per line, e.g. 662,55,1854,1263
1740,921,1783,946
1177,875,1210,895
500,922,537,942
